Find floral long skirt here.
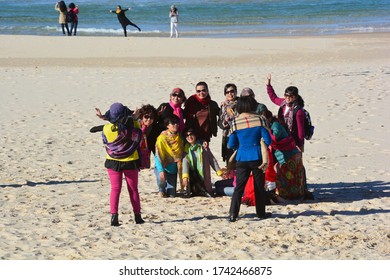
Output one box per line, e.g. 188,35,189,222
276,153,305,200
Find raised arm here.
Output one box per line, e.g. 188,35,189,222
266,74,284,106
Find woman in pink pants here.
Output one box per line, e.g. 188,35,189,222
96,102,144,226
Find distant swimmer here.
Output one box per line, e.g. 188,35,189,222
109,5,141,37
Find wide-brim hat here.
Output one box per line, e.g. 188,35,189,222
105,102,133,123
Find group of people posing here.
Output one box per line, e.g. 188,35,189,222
92,75,313,226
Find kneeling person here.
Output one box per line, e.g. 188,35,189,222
182,128,223,197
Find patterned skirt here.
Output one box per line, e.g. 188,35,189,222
276,152,305,200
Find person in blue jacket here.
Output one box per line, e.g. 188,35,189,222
227,96,272,222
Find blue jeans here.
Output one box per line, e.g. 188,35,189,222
154,168,177,197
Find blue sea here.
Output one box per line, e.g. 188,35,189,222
0,0,389,37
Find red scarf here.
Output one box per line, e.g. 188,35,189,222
169,100,184,132
194,94,211,106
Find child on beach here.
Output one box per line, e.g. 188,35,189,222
97,103,145,226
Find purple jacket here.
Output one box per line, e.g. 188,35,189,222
266,85,305,149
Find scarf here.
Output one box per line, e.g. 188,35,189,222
281,100,299,132
184,143,204,179
230,113,266,133
194,94,211,106
155,130,183,168
270,134,297,151
220,99,238,136
102,126,142,159
169,100,185,132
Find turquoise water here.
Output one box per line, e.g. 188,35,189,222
0,0,389,37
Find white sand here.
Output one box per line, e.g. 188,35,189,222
0,34,389,260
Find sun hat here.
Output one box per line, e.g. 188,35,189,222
105,102,133,124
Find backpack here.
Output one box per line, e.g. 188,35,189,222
294,106,314,140
66,10,75,23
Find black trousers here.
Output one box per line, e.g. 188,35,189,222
229,160,266,218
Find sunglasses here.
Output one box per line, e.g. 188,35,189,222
196,89,207,93
186,133,194,137
143,115,153,119
171,93,183,98
225,89,236,95
169,122,180,125
284,93,294,98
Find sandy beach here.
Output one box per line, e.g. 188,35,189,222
0,33,389,260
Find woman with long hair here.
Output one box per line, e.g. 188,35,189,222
55,1,70,36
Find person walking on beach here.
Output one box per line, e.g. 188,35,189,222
67,3,79,36
227,96,272,222
169,5,179,38
110,5,141,37
96,103,145,226
55,1,70,36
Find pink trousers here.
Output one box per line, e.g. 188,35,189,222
107,168,141,215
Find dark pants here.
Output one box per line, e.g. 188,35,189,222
122,22,141,36
61,23,70,36
70,21,78,35
229,160,266,218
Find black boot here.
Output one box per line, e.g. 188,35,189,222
228,214,237,222
134,213,145,224
111,214,119,226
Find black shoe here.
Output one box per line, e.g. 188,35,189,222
228,215,237,222
257,212,272,220
134,214,145,224
304,191,314,200
111,214,119,226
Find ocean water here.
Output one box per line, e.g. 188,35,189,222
0,0,389,37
